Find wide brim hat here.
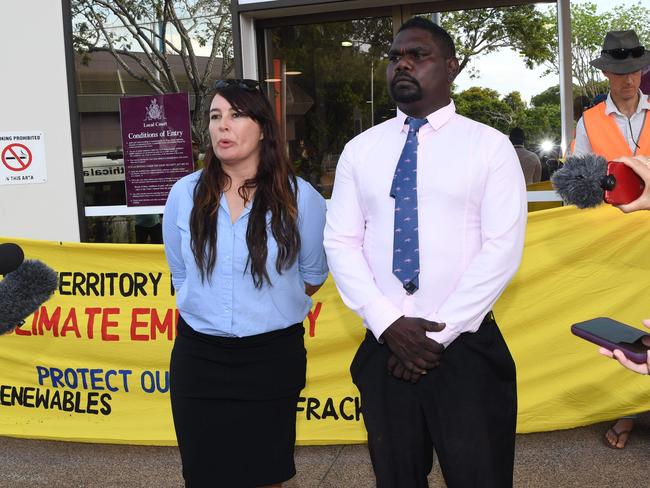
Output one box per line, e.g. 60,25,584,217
590,30,650,74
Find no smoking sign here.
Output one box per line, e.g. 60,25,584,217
0,131,47,185
2,143,32,171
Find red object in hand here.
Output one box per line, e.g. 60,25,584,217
603,161,645,205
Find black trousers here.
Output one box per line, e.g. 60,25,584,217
351,313,517,488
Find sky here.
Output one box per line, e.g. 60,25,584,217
453,0,640,102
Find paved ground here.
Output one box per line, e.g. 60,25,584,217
1,415,650,487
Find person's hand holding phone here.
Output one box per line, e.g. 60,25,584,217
613,155,650,213
599,319,650,374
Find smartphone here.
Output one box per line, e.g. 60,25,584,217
602,161,645,205
571,317,650,364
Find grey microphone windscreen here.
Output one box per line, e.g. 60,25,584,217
551,154,607,209
0,260,58,335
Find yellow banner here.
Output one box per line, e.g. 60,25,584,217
1,204,649,445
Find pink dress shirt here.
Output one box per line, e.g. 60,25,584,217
324,101,527,347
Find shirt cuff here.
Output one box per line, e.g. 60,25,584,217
425,312,489,348
361,297,403,342
425,326,460,349
301,270,329,286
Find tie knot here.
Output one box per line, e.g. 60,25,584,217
407,117,427,133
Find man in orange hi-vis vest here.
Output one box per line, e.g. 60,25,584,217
573,30,650,451
573,30,650,161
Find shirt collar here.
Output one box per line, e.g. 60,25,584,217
395,99,456,132
605,90,650,116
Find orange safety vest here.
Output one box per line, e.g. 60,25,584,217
583,101,650,160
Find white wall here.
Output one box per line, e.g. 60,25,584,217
0,1,81,242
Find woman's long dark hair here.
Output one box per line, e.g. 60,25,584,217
190,84,300,288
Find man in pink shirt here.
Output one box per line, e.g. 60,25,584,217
324,17,527,488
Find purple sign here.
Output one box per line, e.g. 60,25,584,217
119,93,193,206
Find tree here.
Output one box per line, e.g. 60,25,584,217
440,6,555,77
503,91,526,115
71,0,233,148
531,86,560,108
453,86,561,150
453,87,517,134
541,2,650,98
519,105,562,151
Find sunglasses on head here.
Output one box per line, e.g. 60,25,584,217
214,79,260,91
602,46,645,60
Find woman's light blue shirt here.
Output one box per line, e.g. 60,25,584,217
163,171,328,337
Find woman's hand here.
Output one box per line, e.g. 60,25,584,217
598,319,650,375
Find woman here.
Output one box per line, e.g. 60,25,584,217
163,79,328,487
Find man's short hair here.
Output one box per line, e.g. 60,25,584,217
509,127,525,145
398,16,456,59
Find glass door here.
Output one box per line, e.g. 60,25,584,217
261,17,393,196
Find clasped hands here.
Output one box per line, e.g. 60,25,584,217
381,316,445,384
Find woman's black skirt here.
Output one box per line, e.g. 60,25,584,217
170,316,307,488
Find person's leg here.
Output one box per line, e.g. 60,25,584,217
418,314,517,488
605,416,636,449
170,395,235,487
247,396,301,487
351,332,433,488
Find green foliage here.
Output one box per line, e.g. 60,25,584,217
454,86,561,150
541,2,650,98
503,91,526,114
440,6,554,77
519,105,562,151
531,86,560,107
453,87,515,133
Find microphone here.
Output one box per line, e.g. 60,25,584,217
551,154,608,208
0,243,24,276
0,260,58,335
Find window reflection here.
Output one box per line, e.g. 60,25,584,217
264,18,393,196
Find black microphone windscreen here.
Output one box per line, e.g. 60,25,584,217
551,154,607,209
0,260,58,335
0,243,24,275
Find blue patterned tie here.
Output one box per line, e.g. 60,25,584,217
390,117,427,294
